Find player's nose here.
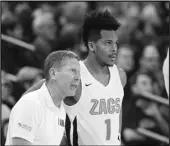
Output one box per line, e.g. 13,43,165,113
111,47,117,53
111,43,117,52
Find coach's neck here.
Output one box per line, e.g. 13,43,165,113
46,80,64,107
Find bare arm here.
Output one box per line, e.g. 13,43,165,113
118,68,127,132
118,68,127,88
118,68,127,144
119,108,122,142
12,137,32,145
23,79,45,95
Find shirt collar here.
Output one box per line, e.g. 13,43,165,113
40,83,56,108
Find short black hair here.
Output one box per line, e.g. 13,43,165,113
44,50,79,81
81,9,121,50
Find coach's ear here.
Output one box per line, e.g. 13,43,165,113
23,79,46,95
49,68,57,80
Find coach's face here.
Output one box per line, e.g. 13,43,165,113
57,58,80,98
94,30,118,66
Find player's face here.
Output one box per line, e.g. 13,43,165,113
95,30,118,66
56,58,80,97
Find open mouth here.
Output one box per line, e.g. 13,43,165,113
108,55,116,61
70,85,77,88
109,53,116,57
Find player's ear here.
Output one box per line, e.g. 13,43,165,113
88,42,96,52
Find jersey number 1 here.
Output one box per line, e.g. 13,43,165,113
105,119,111,140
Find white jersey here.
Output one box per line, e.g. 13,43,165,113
64,61,124,145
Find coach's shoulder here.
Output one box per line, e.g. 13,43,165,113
13,91,43,116
22,89,39,100
19,90,42,109
118,68,127,88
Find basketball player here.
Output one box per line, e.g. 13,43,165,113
5,51,80,145
24,10,126,145
64,10,126,145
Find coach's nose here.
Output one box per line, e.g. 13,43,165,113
74,71,80,81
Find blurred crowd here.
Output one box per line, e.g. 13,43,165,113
1,1,169,146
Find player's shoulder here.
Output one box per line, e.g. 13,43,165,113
117,67,127,88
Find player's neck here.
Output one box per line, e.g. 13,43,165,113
46,81,64,107
85,55,109,75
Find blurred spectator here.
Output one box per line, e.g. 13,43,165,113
2,14,23,40
116,44,135,79
32,3,54,18
140,3,161,31
16,66,44,91
1,12,37,74
1,40,39,74
2,104,11,122
122,70,169,145
32,12,58,68
1,2,10,14
61,2,89,27
118,16,140,46
139,45,166,96
14,2,34,42
1,71,16,109
124,2,141,18
96,2,116,15
58,23,88,60
1,2,15,24
130,71,155,94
